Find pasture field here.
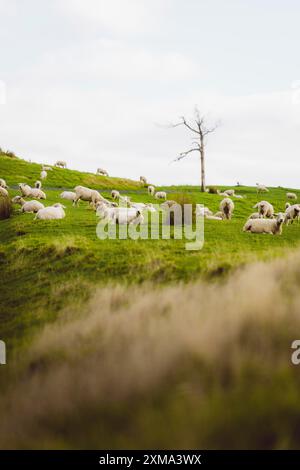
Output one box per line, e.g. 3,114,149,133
1,153,300,449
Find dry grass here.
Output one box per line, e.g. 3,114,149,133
2,253,300,449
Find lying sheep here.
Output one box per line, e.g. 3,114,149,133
35,180,42,189
206,215,223,220
42,165,53,171
285,204,300,225
243,213,285,235
97,203,144,225
0,187,8,197
19,183,46,199
12,196,44,213
155,191,167,200
160,200,177,209
111,190,120,200
140,176,147,185
55,160,67,168
60,191,76,202
97,168,109,176
0,178,8,189
214,211,225,219
253,201,274,218
131,202,156,212
148,185,155,196
40,170,47,180
287,192,297,200
35,203,66,220
73,185,105,207
256,183,269,193
223,189,235,197
195,205,213,217
220,198,234,220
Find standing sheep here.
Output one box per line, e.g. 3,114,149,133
60,191,76,202
256,183,269,193
140,176,147,185
243,213,285,235
40,170,47,180
35,203,66,220
253,201,274,218
0,178,8,189
0,187,8,197
219,198,235,220
111,190,120,200
285,204,300,225
73,186,105,207
148,185,155,196
287,192,297,200
54,160,67,168
155,191,167,200
97,168,109,176
12,196,44,213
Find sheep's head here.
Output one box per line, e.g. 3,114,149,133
53,203,66,209
12,196,23,204
276,213,285,226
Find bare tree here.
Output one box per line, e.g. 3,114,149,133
170,107,219,192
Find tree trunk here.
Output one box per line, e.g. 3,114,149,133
200,137,205,192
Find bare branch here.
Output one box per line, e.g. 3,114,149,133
173,147,199,162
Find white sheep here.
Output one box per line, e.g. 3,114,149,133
97,168,109,176
12,196,44,213
148,185,155,196
131,202,156,213
248,212,260,219
55,160,67,168
0,187,8,197
35,180,42,189
19,183,46,199
42,165,53,171
243,213,285,235
60,191,76,202
0,178,8,189
285,204,300,225
160,200,177,209
223,189,235,197
111,190,120,200
73,186,105,207
220,198,235,220
287,192,297,200
253,201,274,218
35,203,66,220
97,204,144,225
140,176,147,185
195,205,213,217
119,195,131,204
155,191,167,200
256,183,269,193
206,215,223,220
40,170,47,180
214,211,225,219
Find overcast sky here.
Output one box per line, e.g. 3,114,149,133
1,0,300,187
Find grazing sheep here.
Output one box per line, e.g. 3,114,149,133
155,191,167,200
54,160,67,168
34,180,42,189
97,168,109,176
35,203,66,220
60,191,76,202
220,198,235,220
0,178,8,189
12,196,44,213
40,170,47,180
253,201,274,218
0,187,8,197
256,183,269,193
73,186,105,207
140,176,147,185
148,185,155,196
160,200,177,209
19,183,46,199
285,204,300,225
223,189,235,197
287,192,297,200
248,212,261,220
111,190,120,200
243,213,285,235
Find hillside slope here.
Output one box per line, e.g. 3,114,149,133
0,153,142,190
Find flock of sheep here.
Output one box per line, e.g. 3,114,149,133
0,163,299,236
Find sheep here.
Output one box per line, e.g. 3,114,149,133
253,201,274,218
97,203,144,225
195,205,213,217
0,178,8,189
243,213,285,235
60,191,76,202
19,183,46,199
214,211,225,219
140,176,147,185
248,212,261,220
256,183,269,193
223,189,235,197
40,170,47,180
287,192,297,200
73,186,105,207
233,194,244,199
220,198,235,220
111,190,120,200
35,180,42,189
206,215,223,221
160,200,177,209
0,187,8,197
42,165,53,171
155,191,167,200
148,185,155,196
97,168,109,176
131,202,156,213
12,196,44,213
285,204,300,225
54,160,67,168
35,203,66,220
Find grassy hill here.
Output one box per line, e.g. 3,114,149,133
1,152,300,449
